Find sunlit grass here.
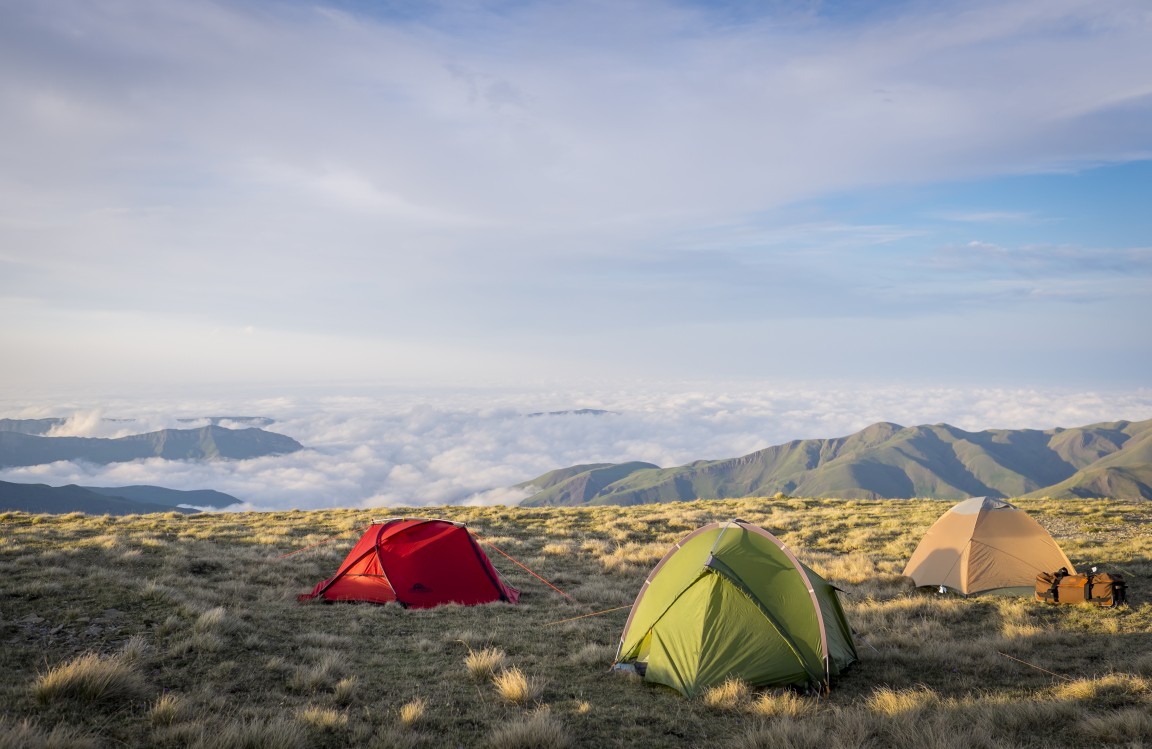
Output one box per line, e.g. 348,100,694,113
32,653,147,705
0,497,1147,748
493,667,545,707
465,648,508,681
397,697,426,728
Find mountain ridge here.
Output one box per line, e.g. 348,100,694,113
0,481,199,515
0,425,303,468
517,418,1152,506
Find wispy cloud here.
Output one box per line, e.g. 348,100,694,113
932,211,1043,224
932,241,1152,276
1,0,1149,388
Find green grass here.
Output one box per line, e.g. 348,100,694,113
0,497,1149,747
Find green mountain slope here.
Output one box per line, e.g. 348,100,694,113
518,418,1152,505
514,462,659,506
0,480,200,515
0,426,303,468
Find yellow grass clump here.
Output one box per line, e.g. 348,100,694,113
750,689,818,718
295,704,348,729
493,667,546,707
701,677,751,710
149,693,187,727
32,652,147,705
397,697,427,727
466,647,508,681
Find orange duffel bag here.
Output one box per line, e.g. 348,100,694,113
1036,567,1126,608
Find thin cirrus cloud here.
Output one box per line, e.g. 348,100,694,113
2,384,1150,510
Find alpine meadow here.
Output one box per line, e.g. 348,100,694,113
4,0,1152,747
2,496,1150,749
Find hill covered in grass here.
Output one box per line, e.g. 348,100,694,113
1,497,1149,748
518,418,1152,505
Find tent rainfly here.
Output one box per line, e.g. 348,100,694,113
299,518,519,608
614,519,857,697
902,497,1075,596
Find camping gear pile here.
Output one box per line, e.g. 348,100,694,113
1035,567,1127,608
297,496,1127,699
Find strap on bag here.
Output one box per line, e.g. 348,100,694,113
1047,566,1068,603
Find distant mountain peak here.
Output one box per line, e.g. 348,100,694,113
526,409,618,417
0,425,303,468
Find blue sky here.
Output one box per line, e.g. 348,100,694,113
2,0,1150,391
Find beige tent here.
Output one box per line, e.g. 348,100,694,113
903,497,1075,596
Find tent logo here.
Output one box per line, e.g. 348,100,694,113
410,583,432,593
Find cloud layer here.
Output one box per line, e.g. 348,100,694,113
3,383,1150,510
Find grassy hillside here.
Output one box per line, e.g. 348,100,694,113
520,418,1152,505
1,498,1149,748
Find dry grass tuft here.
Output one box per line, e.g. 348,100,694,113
866,685,940,716
149,692,187,727
1052,673,1150,708
119,634,149,663
701,677,751,710
750,690,818,718
398,697,427,728
193,606,229,633
492,667,546,707
597,542,667,573
465,648,508,681
484,710,572,749
333,676,357,706
32,652,147,705
296,704,349,729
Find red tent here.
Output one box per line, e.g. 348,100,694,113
299,518,520,608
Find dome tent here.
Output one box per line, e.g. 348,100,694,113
902,497,1075,596
299,518,519,608
614,519,857,697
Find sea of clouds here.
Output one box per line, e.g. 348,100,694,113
2,382,1150,511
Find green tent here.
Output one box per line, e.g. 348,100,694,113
614,519,857,696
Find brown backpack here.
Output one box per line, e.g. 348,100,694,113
1036,567,1127,608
